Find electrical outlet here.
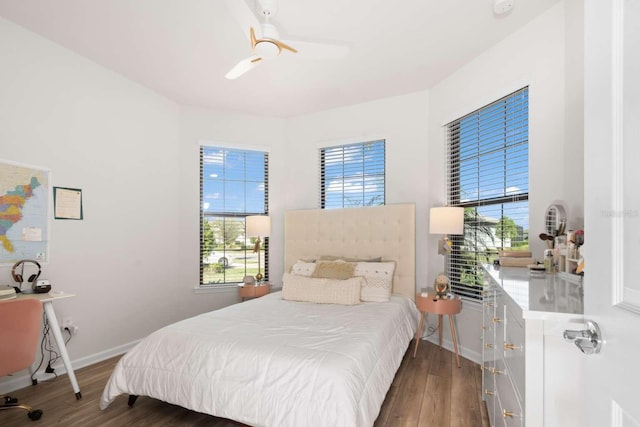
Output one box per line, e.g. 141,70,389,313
61,317,79,335
62,317,73,328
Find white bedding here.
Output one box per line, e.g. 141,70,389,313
100,292,419,427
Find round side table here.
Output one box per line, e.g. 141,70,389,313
413,292,462,367
238,283,270,301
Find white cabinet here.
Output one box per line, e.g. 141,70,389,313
481,265,585,427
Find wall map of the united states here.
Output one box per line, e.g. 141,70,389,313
0,177,41,252
0,161,49,264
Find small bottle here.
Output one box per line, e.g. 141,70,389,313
544,249,554,273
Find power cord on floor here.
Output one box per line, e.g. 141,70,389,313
419,324,440,340
30,313,73,384
31,312,48,385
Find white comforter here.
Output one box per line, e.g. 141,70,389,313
100,292,419,427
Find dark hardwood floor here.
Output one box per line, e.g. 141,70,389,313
1,340,489,427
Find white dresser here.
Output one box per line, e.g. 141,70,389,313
481,265,585,427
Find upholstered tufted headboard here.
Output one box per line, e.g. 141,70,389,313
284,203,416,301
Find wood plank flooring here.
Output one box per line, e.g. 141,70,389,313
1,340,489,427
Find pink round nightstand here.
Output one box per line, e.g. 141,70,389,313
413,292,462,367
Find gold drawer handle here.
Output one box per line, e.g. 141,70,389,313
492,317,502,323
482,326,487,331
504,343,519,350
503,409,515,418
484,389,495,396
491,368,504,375
485,343,494,349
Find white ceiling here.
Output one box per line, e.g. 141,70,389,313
0,0,561,118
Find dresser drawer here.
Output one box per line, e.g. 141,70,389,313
495,358,523,427
483,380,497,426
503,305,525,400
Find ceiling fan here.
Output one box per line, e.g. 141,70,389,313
224,0,349,79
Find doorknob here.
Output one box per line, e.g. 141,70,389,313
563,320,603,355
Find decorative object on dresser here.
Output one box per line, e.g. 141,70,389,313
245,215,270,282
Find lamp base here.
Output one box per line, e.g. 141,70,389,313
438,237,452,255
255,272,263,282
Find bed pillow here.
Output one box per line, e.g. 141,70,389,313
355,261,396,302
290,261,316,277
319,255,383,263
312,260,356,280
282,272,362,305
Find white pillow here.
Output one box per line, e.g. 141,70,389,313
281,272,362,305
355,261,396,302
290,261,316,277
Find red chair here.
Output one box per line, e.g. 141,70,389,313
0,298,44,421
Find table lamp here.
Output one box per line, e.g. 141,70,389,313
246,215,270,282
429,206,464,296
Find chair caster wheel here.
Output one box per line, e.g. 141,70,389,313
28,409,43,421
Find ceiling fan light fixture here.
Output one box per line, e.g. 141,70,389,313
255,40,280,59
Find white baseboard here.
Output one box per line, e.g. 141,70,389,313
0,339,140,395
421,336,482,365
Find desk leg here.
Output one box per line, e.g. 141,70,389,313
438,314,443,350
448,314,461,368
412,311,426,358
43,302,82,399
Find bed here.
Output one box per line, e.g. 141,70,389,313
100,203,418,427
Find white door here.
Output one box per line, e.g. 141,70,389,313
584,0,640,425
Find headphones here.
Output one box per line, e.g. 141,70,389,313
11,259,42,286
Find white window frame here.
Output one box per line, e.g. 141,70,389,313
319,139,386,209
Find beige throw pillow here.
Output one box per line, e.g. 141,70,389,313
312,260,356,280
355,261,396,302
290,261,316,277
281,273,362,305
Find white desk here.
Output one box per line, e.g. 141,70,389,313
15,292,82,400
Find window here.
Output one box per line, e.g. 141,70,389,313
446,87,529,300
320,140,385,209
200,146,268,285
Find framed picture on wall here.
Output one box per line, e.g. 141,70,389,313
53,186,83,220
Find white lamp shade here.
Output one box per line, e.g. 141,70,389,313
246,215,271,237
429,207,464,235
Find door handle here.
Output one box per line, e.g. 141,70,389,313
563,320,603,355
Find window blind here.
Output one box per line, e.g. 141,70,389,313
445,87,529,300
320,140,385,209
200,146,269,285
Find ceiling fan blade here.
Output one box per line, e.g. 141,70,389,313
280,40,349,59
224,0,262,41
273,39,298,54
225,55,262,80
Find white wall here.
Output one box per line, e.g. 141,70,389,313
425,1,584,359
0,17,286,392
284,90,431,282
